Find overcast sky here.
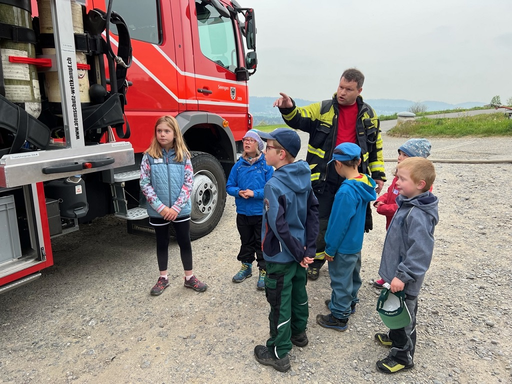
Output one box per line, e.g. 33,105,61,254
248,0,512,105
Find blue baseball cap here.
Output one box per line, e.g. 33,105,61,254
327,142,361,164
255,128,301,158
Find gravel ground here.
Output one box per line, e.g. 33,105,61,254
1,132,511,383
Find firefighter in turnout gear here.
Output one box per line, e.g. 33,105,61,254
273,68,386,280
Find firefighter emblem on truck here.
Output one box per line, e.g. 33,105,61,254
230,87,236,100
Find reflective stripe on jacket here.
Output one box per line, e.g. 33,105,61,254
280,95,386,193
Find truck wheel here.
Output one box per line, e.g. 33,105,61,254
189,151,226,240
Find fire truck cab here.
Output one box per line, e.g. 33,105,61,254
0,0,257,293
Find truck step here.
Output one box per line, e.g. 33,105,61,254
114,207,148,220
114,170,140,183
0,272,41,295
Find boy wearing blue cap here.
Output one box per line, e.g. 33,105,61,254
316,142,377,331
253,128,319,372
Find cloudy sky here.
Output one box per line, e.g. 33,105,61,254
248,0,512,105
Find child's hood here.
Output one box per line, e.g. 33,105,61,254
272,161,311,193
397,191,439,224
343,174,377,203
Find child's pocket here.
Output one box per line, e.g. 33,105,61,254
265,273,284,308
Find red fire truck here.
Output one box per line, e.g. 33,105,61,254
0,0,257,293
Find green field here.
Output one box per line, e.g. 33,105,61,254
251,124,287,133
387,113,512,137
254,112,512,137
378,106,490,121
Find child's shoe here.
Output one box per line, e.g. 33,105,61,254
184,275,207,292
232,262,252,283
376,355,414,374
373,278,386,289
375,333,392,347
316,313,348,331
324,299,357,315
150,276,169,296
290,331,308,347
256,269,266,290
307,266,319,280
254,345,290,372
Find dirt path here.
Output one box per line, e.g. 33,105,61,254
1,134,511,383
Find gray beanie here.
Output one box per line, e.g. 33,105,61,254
243,130,264,151
399,138,431,158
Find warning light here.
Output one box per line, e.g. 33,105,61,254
83,162,93,169
222,120,229,128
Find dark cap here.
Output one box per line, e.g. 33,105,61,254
256,128,301,158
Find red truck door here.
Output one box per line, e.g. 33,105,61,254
185,0,250,140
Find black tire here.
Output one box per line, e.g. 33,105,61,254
189,151,227,240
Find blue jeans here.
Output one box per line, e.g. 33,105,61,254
327,251,362,319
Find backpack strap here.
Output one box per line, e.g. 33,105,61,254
0,94,50,156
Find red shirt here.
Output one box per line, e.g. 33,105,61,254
336,102,358,145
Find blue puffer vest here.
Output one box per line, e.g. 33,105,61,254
146,150,192,219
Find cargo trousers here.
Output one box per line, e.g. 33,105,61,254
264,261,308,359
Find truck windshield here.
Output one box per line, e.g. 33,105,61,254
196,2,237,72
110,0,160,44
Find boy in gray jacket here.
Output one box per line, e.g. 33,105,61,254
375,157,439,374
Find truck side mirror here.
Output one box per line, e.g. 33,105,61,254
244,9,256,50
246,51,257,70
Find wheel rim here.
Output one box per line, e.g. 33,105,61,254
191,170,218,224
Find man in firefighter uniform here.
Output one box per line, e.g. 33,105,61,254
273,68,386,280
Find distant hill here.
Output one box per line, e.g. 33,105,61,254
250,96,485,125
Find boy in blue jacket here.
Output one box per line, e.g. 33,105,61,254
375,157,438,374
316,142,377,331
253,128,319,372
227,130,273,290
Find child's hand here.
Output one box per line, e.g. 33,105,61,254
374,201,383,208
243,189,254,198
161,206,178,221
389,277,405,293
300,257,313,268
239,190,250,199
325,254,334,262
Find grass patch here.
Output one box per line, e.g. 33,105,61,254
252,124,288,132
379,113,398,121
387,113,512,137
379,106,490,121
415,106,489,117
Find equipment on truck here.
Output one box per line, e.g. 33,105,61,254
0,0,257,293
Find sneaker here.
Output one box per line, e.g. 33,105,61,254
150,276,170,296
373,278,385,289
375,333,392,347
324,299,357,315
232,263,252,283
307,267,319,280
257,269,266,290
184,275,208,292
316,313,348,331
376,356,414,374
290,331,308,347
254,345,290,372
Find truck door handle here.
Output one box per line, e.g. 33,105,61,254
42,157,115,174
197,88,212,94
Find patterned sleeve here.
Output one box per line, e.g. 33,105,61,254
171,155,193,213
140,154,165,213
